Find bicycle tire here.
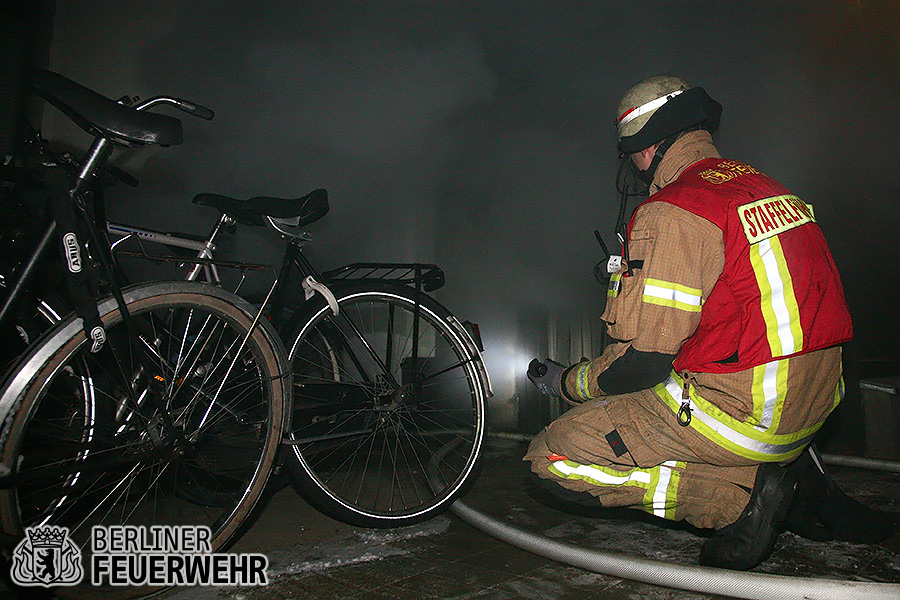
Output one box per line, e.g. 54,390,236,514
0,293,69,374
282,281,488,527
0,281,289,554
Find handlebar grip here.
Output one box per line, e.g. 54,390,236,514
173,99,215,120
528,359,548,378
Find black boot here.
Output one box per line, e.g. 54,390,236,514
785,444,896,543
698,463,797,570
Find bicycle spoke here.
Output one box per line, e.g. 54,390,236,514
0,283,285,554
285,284,486,526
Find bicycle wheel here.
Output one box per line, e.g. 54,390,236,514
0,281,288,553
282,281,488,527
0,293,69,373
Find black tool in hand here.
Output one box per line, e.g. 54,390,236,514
528,359,548,378
528,358,566,398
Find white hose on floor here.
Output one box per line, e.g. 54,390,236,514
449,500,898,600
443,434,900,600
820,453,900,474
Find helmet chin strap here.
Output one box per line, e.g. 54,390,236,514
638,132,679,185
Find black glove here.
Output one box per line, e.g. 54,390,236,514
527,358,566,398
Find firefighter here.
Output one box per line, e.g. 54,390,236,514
524,75,888,570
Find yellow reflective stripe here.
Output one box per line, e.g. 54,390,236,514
548,460,651,487
750,363,766,426
750,237,803,356
655,371,817,462
642,278,703,312
644,460,683,520
608,272,622,298
664,462,684,520
576,363,592,400
749,358,788,431
777,235,803,351
549,459,684,521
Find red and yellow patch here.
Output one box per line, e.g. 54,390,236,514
738,195,815,244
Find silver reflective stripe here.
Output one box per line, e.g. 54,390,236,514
758,360,780,430
661,377,813,457
756,238,797,355
551,461,652,485
652,461,678,518
550,458,683,521
644,283,703,306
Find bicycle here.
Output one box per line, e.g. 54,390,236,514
107,173,493,529
4,68,492,551
0,70,290,555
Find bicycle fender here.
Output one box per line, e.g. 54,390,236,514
302,276,339,315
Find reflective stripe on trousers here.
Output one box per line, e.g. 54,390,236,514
549,459,684,520
654,369,841,462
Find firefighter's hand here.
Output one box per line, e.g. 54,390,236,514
527,358,566,398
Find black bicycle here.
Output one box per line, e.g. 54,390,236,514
1,68,491,555
109,157,493,530
0,70,289,554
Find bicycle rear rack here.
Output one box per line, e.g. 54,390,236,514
322,263,445,292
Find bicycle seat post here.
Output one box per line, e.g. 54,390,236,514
186,212,234,282
73,137,113,197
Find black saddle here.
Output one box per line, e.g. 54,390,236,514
30,70,183,146
193,188,329,227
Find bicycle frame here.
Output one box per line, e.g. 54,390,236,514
108,213,450,332
0,71,282,475
108,221,225,284
109,214,313,331
107,211,491,397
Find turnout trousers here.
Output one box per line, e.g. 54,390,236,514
524,346,843,530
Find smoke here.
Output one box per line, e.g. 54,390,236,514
44,1,900,420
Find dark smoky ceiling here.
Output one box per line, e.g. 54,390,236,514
41,1,900,389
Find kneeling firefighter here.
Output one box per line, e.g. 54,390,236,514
525,74,895,570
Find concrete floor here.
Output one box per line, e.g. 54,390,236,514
5,438,900,600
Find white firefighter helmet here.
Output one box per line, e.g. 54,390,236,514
615,74,721,154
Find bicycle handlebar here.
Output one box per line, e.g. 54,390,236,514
132,96,215,121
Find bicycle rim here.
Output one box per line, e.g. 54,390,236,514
0,282,287,553
284,283,486,527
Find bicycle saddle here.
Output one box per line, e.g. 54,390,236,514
193,188,329,227
29,70,183,147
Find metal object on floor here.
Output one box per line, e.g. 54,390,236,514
441,434,900,600
820,453,900,474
